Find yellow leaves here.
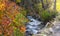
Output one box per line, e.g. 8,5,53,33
56,0,60,11
13,19,18,24
0,2,5,10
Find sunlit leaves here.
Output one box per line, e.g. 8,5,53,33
56,0,60,11
0,2,6,10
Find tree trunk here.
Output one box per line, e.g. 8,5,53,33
54,0,56,10
41,0,45,9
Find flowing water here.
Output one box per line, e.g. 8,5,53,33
25,16,45,36
33,13,60,36
25,14,60,36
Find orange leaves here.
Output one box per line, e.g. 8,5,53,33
1,19,11,25
6,2,16,10
0,30,2,35
3,26,13,36
0,0,19,20
20,26,26,33
1,16,11,25
0,26,3,35
0,0,28,36
0,0,20,25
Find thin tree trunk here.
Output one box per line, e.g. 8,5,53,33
46,0,48,9
54,0,56,10
41,0,45,9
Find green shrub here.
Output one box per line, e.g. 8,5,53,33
14,27,24,36
39,10,57,22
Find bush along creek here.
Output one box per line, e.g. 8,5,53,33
25,10,58,36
